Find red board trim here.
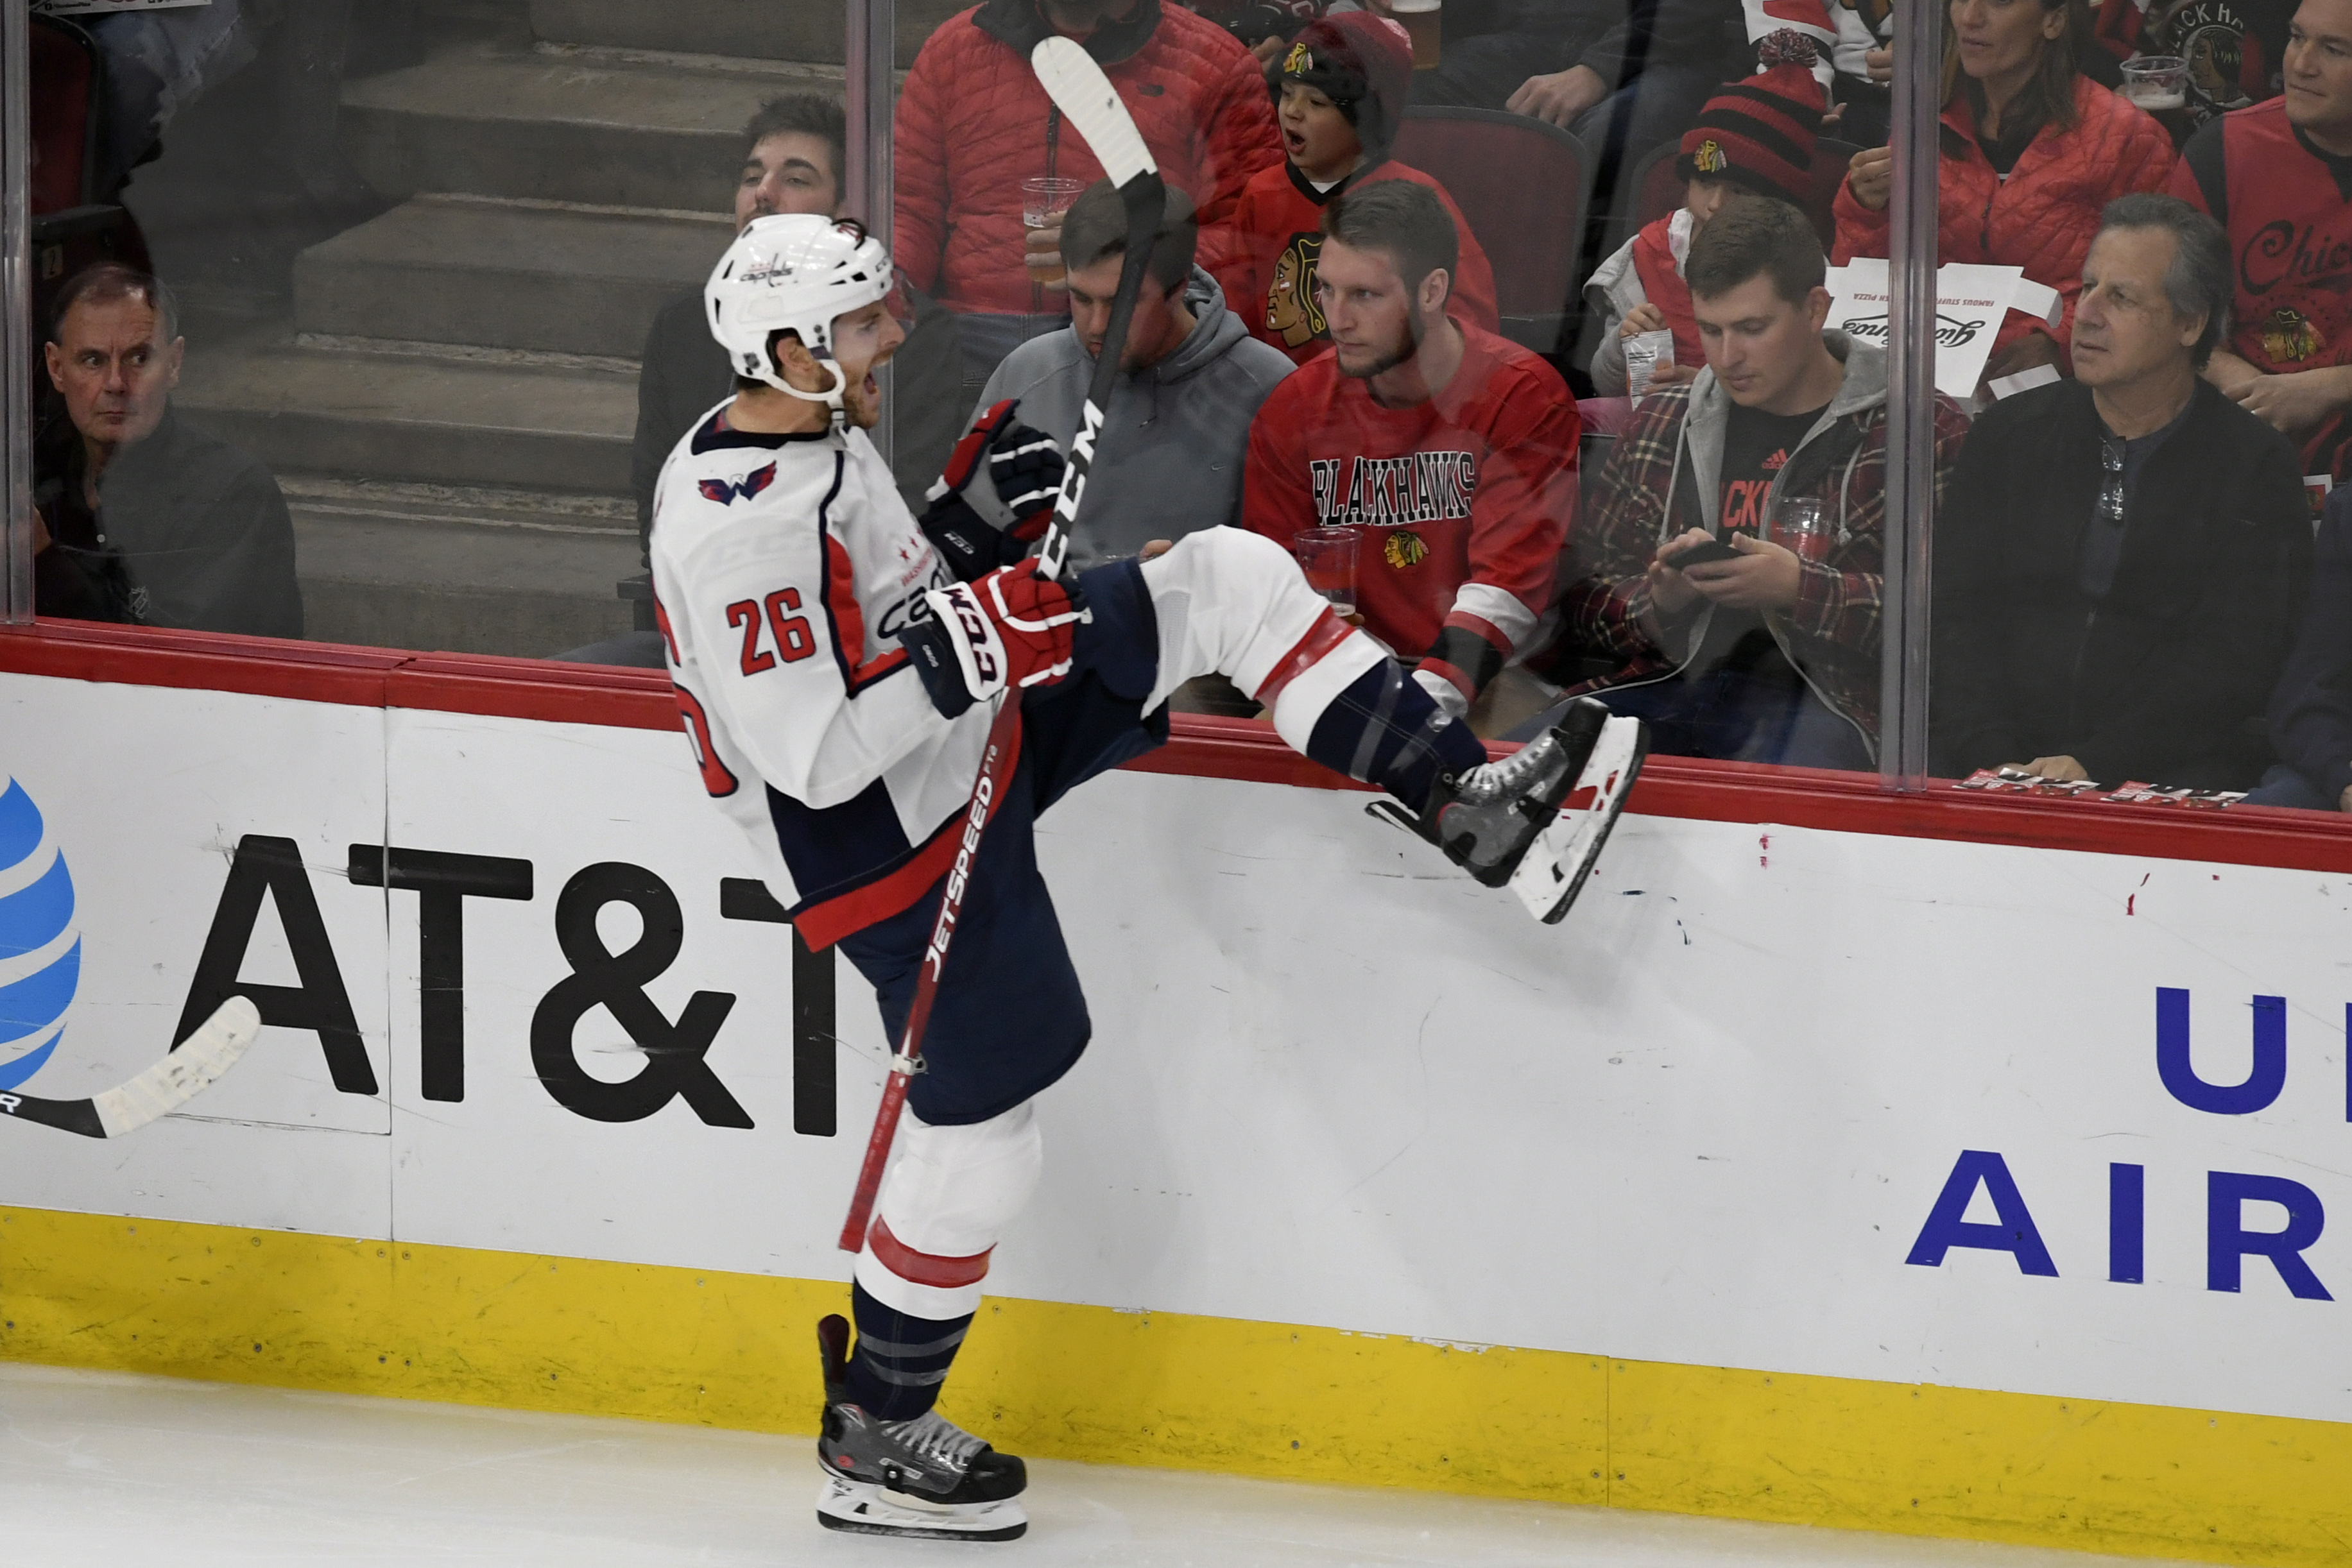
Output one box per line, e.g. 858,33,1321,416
8,620,2352,874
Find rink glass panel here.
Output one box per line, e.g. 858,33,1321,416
6,4,2341,813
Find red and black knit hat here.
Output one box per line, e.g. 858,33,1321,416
1280,12,1414,157
1674,32,1826,206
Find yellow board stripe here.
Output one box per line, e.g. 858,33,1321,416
4,1206,2347,1565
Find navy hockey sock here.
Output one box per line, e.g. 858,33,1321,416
845,1281,972,1421
1306,661,1486,807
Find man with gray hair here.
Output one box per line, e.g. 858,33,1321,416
1933,193,2312,792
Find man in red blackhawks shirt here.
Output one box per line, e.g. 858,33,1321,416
1242,180,1579,719
2170,0,2352,482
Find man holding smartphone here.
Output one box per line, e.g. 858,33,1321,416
1535,198,1968,769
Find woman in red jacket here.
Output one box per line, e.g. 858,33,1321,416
1832,0,2176,389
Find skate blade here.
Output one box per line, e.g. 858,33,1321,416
816,1472,1029,1542
1507,716,1648,925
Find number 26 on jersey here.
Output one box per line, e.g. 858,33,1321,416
728,589,818,676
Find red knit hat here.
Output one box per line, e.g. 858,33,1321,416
1280,12,1414,157
1676,32,1825,207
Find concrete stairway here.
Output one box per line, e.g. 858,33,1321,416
169,0,960,659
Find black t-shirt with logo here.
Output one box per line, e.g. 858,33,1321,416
1687,399,1828,682
1718,402,1825,537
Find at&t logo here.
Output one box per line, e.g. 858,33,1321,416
0,777,78,1091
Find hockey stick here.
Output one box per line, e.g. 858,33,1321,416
836,38,1166,1252
0,996,262,1138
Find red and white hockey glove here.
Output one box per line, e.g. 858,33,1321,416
917,399,1069,582
897,561,1090,719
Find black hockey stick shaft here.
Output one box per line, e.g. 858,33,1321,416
837,57,1167,1253
1033,171,1167,584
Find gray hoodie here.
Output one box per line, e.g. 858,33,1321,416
973,266,1294,573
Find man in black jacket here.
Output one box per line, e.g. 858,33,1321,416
1415,0,1748,158
36,265,301,638
1933,194,2311,790
2247,486,2352,810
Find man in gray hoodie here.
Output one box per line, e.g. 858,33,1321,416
972,180,1294,575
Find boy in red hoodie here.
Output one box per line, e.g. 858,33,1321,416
1220,10,1501,365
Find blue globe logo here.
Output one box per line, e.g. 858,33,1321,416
0,776,79,1092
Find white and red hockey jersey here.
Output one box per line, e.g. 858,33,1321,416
648,405,988,949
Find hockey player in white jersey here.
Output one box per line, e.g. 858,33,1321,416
649,214,1644,1542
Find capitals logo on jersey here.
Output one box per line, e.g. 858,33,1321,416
700,463,778,506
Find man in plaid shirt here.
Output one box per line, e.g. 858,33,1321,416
1536,199,1968,768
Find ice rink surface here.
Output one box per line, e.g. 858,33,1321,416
1,1363,2196,1567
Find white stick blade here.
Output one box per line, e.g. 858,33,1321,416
1031,37,1157,185
92,996,263,1137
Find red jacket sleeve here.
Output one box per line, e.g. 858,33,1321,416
1192,47,1287,284
1831,173,1888,267
1417,363,1579,704
1217,175,1273,345
1459,372,1578,633
1241,384,1316,545
2166,148,2210,212
891,42,953,295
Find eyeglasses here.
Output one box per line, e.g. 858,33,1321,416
2099,436,2125,524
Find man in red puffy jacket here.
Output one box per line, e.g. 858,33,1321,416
895,0,1283,396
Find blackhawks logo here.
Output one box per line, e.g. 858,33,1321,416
1384,530,1429,570
1267,234,1328,348
1692,138,1728,175
2260,307,2324,364
1283,40,1314,76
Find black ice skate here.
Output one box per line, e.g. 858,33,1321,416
1368,697,1649,924
813,1314,1028,1541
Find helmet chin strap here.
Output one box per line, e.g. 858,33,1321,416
763,350,850,430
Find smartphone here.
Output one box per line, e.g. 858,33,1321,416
1661,536,1744,568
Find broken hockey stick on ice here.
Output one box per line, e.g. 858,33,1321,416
0,996,262,1138
836,39,1165,1254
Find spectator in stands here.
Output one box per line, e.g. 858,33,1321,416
34,265,301,638
633,96,961,545
2170,0,2352,486
894,0,1282,395
1933,195,2310,789
1417,0,1749,173
2247,488,2352,808
1834,0,2176,391
2093,0,2292,135
1243,182,1579,721
1750,0,1897,144
1587,33,1827,397
975,180,1293,566
1547,199,1967,769
1221,12,1500,364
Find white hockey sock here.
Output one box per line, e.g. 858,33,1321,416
854,1100,1042,1319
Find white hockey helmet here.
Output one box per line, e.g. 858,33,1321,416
705,214,893,423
